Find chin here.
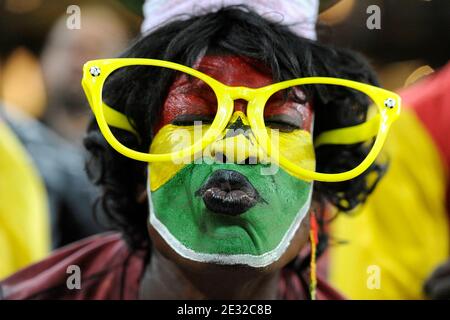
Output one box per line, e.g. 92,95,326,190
147,213,310,275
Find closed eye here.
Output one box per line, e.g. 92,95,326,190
171,114,214,126
265,114,301,133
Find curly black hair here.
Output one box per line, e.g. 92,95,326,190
84,6,386,265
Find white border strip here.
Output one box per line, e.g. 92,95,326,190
147,173,313,268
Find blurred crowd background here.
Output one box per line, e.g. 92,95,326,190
2,0,449,121
0,0,449,297
0,0,140,279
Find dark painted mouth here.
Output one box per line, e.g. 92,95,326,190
195,169,263,216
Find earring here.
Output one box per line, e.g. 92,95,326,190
309,212,319,300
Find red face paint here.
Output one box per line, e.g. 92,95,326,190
154,55,313,134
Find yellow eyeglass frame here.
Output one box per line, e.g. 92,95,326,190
82,58,401,182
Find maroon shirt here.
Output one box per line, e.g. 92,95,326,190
0,232,343,300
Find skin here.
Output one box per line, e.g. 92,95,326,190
139,55,315,299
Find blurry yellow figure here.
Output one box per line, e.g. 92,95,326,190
0,119,50,279
329,109,449,299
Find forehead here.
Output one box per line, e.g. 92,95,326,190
192,55,274,87
154,55,276,133
154,54,313,135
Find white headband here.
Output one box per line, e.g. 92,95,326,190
141,0,319,40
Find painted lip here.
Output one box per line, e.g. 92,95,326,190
195,169,263,216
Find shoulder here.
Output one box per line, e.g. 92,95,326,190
0,232,145,300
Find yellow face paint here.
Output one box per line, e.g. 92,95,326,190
268,127,316,172
149,124,207,191
149,111,315,191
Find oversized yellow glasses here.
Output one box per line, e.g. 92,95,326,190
81,58,401,182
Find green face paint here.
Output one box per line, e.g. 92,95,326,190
148,162,312,267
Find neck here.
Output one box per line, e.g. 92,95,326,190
139,251,280,300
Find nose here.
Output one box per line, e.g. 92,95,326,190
211,143,258,164
207,112,258,164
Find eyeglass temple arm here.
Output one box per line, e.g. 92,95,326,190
101,103,138,136
102,103,380,147
314,114,380,147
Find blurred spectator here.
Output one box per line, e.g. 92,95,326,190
328,62,450,299
1,4,131,250
0,106,50,279
4,106,103,249
30,5,129,247
317,0,450,299
40,5,129,144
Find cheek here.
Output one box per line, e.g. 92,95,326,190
148,123,211,192
261,212,311,272
269,126,316,173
